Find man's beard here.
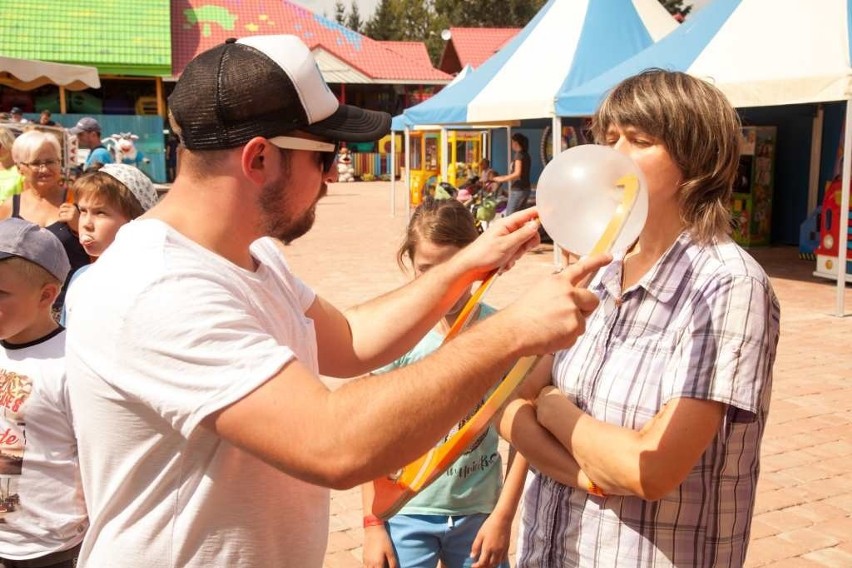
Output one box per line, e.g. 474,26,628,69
258,168,327,244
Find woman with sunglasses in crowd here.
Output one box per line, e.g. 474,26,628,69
0,130,90,310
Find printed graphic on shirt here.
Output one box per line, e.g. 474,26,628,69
0,369,32,522
441,397,492,479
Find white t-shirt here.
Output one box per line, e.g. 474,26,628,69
0,328,88,560
65,220,327,567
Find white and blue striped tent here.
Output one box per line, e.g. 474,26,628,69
556,0,852,315
391,0,676,221
402,0,677,125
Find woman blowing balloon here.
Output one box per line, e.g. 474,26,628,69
500,69,780,567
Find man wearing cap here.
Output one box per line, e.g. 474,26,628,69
69,117,112,170
0,218,88,568
65,35,607,567
9,107,28,124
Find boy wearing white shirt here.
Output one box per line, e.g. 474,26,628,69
0,218,86,568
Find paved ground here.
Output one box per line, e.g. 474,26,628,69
283,181,852,567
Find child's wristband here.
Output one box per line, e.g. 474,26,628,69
363,514,385,528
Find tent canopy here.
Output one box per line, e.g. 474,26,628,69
557,0,852,114
0,56,101,91
555,0,852,316
403,0,677,126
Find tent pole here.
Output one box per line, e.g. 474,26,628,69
391,128,396,217
59,86,67,114
506,125,512,185
836,99,851,317
808,105,824,213
552,115,563,269
405,127,412,216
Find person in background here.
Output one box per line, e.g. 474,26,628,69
39,110,57,127
69,117,112,171
0,126,23,202
9,107,28,124
362,199,527,568
493,133,531,217
501,69,780,568
0,130,88,312
0,218,87,568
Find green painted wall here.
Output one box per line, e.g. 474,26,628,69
0,0,171,76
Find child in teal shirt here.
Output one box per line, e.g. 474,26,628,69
362,199,527,568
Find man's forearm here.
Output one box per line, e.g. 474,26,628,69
341,257,478,373
319,312,530,486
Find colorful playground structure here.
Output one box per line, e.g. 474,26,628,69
806,177,852,280
404,129,485,205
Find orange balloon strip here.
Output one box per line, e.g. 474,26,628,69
371,175,640,519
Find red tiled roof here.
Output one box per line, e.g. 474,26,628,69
171,0,451,83
380,41,434,71
442,27,521,70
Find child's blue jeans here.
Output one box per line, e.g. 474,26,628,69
387,513,511,568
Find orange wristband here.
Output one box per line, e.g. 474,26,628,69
587,478,606,497
363,514,385,528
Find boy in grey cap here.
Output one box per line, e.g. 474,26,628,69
0,218,87,568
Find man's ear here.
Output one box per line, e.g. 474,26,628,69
241,137,270,187
39,281,60,309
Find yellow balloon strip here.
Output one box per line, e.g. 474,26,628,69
371,174,640,519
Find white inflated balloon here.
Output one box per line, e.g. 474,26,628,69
536,145,649,255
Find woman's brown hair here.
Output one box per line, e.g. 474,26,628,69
591,69,742,243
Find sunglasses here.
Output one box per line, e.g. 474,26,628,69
269,136,339,172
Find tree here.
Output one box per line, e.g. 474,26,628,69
658,0,692,18
334,0,346,25
347,0,363,32
362,0,548,65
363,0,399,41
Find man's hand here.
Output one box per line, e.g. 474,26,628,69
452,208,542,283
494,254,611,357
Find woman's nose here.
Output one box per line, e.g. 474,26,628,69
612,137,629,154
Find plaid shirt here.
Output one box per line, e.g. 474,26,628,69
518,233,780,568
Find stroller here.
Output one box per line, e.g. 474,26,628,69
459,176,507,233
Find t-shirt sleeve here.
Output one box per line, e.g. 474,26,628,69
665,274,778,420
254,237,316,312
115,274,298,438
91,147,113,164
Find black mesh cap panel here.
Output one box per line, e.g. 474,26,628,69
168,42,309,150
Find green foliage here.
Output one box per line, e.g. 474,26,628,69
347,0,363,32
361,0,548,65
363,0,399,40
334,0,346,24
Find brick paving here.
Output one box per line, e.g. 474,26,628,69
283,181,852,567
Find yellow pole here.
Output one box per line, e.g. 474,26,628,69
156,77,165,117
